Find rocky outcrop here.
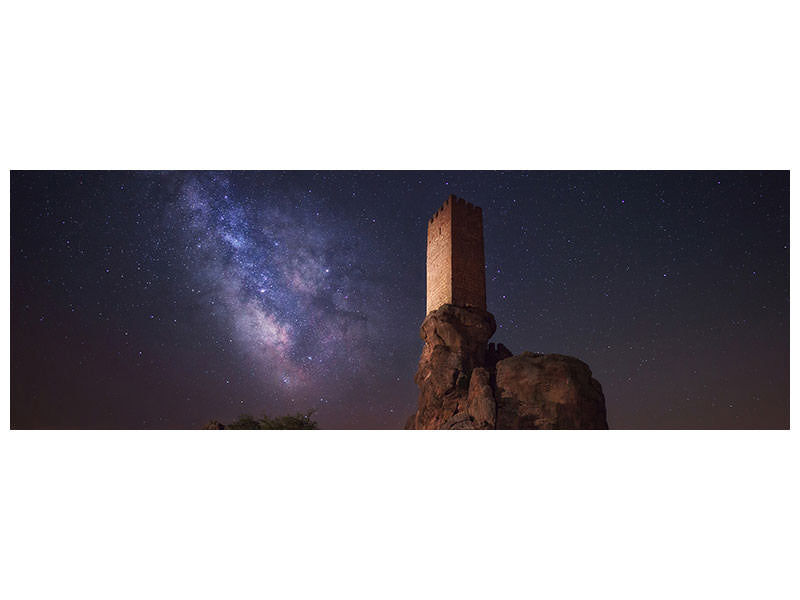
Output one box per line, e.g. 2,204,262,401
407,304,608,429
410,304,496,430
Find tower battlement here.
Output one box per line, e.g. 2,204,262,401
426,195,486,314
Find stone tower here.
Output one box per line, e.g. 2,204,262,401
426,195,486,314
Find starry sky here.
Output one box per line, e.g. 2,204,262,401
10,171,789,429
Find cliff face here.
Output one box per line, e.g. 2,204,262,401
407,305,608,430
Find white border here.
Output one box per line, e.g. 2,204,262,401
2,2,796,599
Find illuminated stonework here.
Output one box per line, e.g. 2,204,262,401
426,195,486,314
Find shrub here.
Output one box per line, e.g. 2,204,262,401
205,410,319,430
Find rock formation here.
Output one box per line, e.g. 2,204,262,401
406,304,608,430
495,352,608,429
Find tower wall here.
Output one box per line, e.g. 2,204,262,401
426,199,452,314
425,195,486,314
451,197,486,311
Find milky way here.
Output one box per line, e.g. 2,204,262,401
169,174,388,404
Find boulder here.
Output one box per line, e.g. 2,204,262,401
442,411,476,429
467,367,495,429
495,352,608,429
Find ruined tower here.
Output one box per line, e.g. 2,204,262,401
426,195,486,314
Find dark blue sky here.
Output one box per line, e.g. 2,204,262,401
11,171,789,428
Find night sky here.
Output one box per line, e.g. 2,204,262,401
10,171,789,429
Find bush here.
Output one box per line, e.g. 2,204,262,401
226,415,262,430
259,412,318,429
206,410,319,430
